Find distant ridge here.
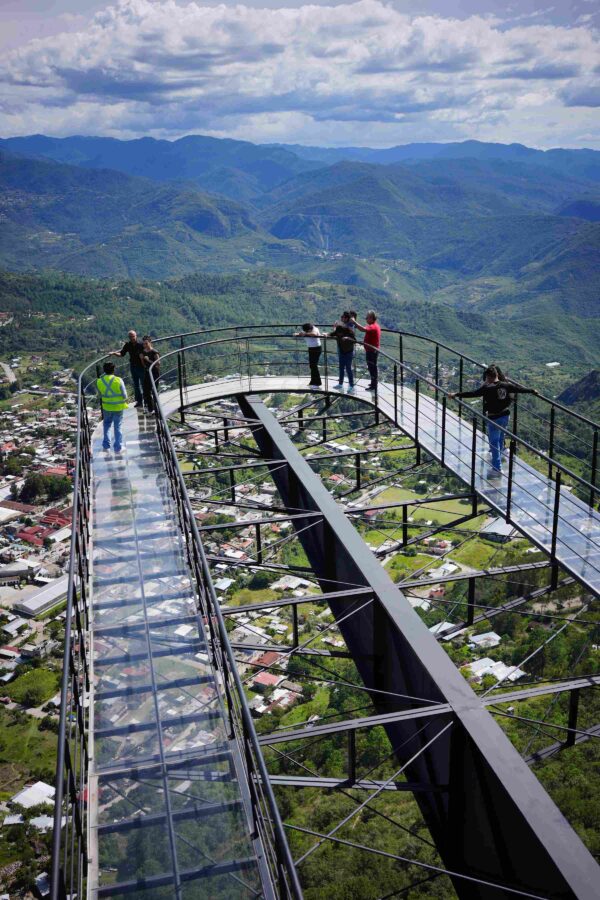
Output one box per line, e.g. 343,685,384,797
558,370,600,406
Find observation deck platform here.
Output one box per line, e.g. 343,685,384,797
88,406,267,898
166,374,600,598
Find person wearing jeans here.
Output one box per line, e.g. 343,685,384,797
450,365,538,479
97,362,128,453
329,313,356,392
102,410,124,453
487,414,509,473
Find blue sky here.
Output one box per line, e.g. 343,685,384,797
1,0,599,147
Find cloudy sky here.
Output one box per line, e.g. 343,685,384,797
1,0,599,148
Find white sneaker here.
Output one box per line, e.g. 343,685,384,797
487,468,503,480
333,383,344,390
310,385,319,391
346,386,356,394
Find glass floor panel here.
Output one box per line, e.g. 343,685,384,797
88,407,265,898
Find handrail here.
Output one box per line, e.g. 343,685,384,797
151,376,303,898
51,375,91,900
146,323,599,432
76,322,598,434
151,332,599,503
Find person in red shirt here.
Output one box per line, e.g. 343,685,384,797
351,311,381,391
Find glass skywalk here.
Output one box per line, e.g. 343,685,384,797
162,375,600,598
88,407,266,899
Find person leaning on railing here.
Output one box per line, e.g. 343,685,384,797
350,310,381,392
449,365,539,479
109,329,145,408
328,312,357,393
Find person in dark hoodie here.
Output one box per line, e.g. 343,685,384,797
329,312,357,393
449,365,538,478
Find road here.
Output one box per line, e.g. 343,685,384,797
0,363,16,384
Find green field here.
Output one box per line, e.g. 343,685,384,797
7,668,60,707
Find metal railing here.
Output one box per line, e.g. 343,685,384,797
51,323,599,899
152,381,302,899
50,343,303,899
50,384,92,900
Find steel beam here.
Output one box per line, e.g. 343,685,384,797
238,393,599,900
269,775,449,792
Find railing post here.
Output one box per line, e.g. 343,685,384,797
95,364,103,421
467,577,475,626
255,522,263,565
550,469,561,590
292,605,299,649
506,439,516,521
355,452,361,491
393,363,398,426
229,468,236,504
566,689,580,747
441,396,446,465
414,378,420,444
177,354,185,424
324,337,329,393
512,393,518,439
548,406,555,479
402,504,408,546
179,334,187,391
223,417,229,442
591,430,598,508
399,334,404,386
435,344,440,401
470,416,478,494
458,357,464,420
298,408,304,431
322,415,327,443
347,730,357,784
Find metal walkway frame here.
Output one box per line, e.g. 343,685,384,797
51,325,599,900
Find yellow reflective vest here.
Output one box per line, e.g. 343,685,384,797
97,374,128,412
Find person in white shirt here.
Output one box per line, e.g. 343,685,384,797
295,323,322,388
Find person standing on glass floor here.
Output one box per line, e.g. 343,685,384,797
295,323,322,389
350,310,381,391
449,366,538,480
97,361,128,454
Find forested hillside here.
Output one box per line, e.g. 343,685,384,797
0,133,599,369
1,269,599,383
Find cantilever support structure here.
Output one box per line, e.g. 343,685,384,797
238,393,599,900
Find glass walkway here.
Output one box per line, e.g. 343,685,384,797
78,365,599,899
88,406,268,899
166,375,600,598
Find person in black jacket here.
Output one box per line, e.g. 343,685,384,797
449,365,538,477
328,312,357,392
140,336,161,414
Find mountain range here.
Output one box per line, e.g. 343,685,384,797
0,131,599,332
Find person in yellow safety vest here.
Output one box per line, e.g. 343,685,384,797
97,362,128,453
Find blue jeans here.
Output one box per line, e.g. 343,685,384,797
487,415,509,471
130,366,144,403
338,350,354,386
102,411,123,452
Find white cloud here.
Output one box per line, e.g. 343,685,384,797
0,0,598,147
